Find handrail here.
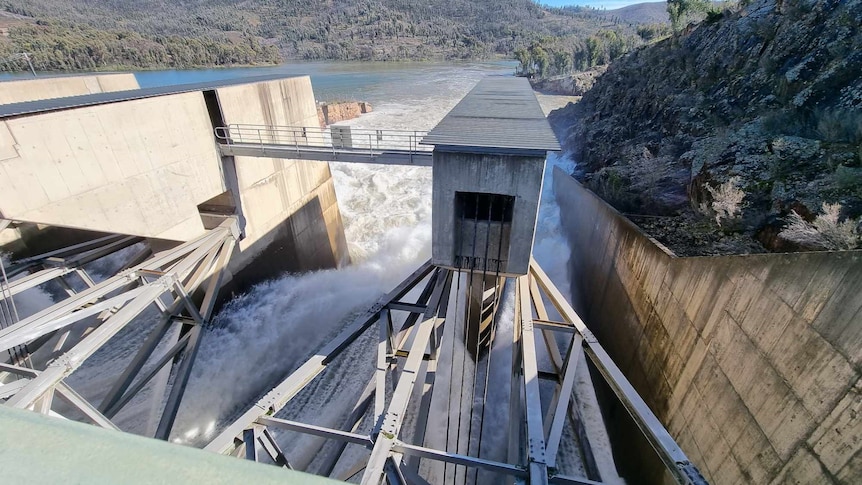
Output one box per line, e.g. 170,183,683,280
214,124,433,155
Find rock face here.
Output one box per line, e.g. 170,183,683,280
550,0,862,255
317,101,372,126
532,65,608,96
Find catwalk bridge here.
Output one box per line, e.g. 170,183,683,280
216,124,434,166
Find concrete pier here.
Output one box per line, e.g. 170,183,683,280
0,73,348,289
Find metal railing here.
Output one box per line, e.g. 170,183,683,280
215,124,432,157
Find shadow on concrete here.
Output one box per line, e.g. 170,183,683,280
214,193,349,313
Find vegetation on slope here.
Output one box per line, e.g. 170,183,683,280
512,5,670,80
0,0,658,71
549,0,862,255
0,20,280,71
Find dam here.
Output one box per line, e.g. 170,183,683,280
0,71,859,485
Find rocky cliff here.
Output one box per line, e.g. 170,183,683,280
550,0,862,255
317,102,372,127
532,65,608,96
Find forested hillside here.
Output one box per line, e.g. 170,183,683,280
550,0,862,255
0,0,651,71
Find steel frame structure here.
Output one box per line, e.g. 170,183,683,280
205,258,707,485
0,218,238,440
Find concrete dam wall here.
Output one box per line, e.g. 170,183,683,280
0,74,348,286
553,167,860,484
0,73,139,105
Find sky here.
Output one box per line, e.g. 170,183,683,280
539,0,661,9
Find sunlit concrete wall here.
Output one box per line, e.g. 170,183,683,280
214,76,349,277
0,73,139,105
0,92,225,241
554,167,861,484
431,151,544,276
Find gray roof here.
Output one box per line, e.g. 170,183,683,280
0,73,304,119
421,77,561,155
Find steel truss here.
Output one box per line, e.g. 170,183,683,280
206,259,707,485
0,218,239,440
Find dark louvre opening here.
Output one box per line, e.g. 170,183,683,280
455,192,514,223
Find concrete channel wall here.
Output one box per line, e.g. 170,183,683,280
0,91,225,241
553,167,861,484
0,73,139,104
213,76,349,280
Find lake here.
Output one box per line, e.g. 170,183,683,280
0,60,517,106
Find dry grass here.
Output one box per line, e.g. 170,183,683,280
780,202,860,250
705,176,745,226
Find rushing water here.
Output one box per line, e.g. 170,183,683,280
2,61,615,480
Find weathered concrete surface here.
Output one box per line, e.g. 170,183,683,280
431,151,544,276
0,73,139,105
213,76,349,277
554,166,861,484
0,92,225,241
0,73,348,294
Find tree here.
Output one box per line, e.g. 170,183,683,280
531,45,550,77
667,0,710,33
514,46,532,75
552,50,572,75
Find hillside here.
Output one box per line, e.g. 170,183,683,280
565,2,669,24
550,0,862,256
0,0,642,71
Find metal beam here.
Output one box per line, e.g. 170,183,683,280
388,302,428,314
4,224,230,408
361,270,452,485
5,281,173,408
153,238,235,439
0,362,39,378
517,275,549,485
0,284,149,353
259,427,293,469
0,273,138,352
0,236,141,298
547,474,605,485
318,378,377,477
4,234,127,278
103,331,192,418
206,261,435,455
393,442,527,478
375,308,390,423
256,416,371,446
529,259,705,485
529,276,600,481
1,266,73,298
533,320,577,334
155,324,202,440
545,334,583,468
0,379,28,399
99,314,176,415
54,383,119,431
219,144,433,167
244,427,260,462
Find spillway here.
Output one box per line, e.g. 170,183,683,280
0,70,709,485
